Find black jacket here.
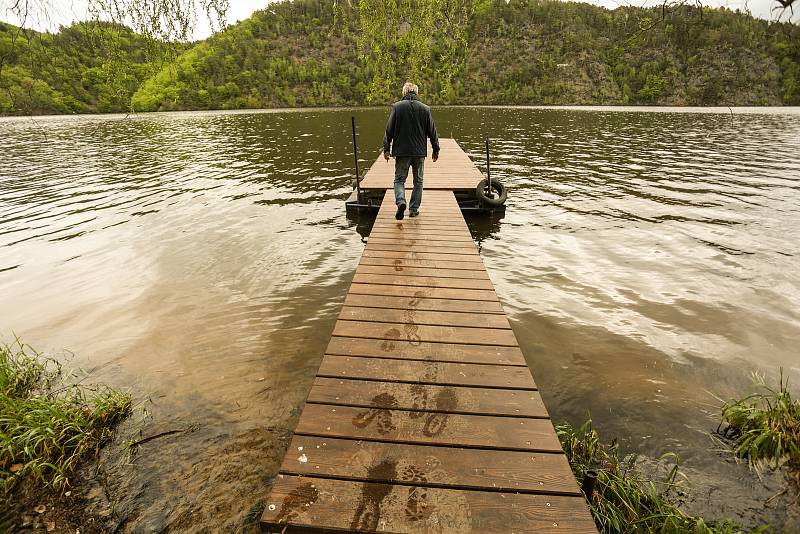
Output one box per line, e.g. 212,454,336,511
383,93,440,158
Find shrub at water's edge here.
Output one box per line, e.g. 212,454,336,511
556,419,766,534
0,339,131,493
718,370,800,485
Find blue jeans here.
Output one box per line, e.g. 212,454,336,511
393,156,425,212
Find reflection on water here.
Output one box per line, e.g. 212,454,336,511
1,107,799,530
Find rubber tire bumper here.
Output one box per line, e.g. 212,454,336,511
476,179,508,208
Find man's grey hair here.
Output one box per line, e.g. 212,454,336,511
402,82,419,96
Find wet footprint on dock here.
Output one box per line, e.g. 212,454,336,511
408,383,427,418
380,327,401,352
273,482,319,524
403,310,421,346
350,459,398,530
403,465,433,522
408,290,427,308
422,387,458,437
352,393,399,435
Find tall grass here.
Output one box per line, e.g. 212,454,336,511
557,419,765,534
0,339,131,492
719,370,800,483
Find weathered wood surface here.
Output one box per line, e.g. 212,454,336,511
316,355,534,388
293,404,562,451
339,306,509,328
325,336,526,365
342,293,505,314
355,264,491,279
263,476,596,533
262,188,596,532
358,139,484,191
281,436,578,493
308,378,547,417
331,321,517,346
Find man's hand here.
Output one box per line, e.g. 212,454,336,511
384,151,390,162
432,152,439,163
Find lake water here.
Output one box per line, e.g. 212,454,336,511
1,107,799,531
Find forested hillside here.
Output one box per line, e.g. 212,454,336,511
1,0,799,115
0,22,178,114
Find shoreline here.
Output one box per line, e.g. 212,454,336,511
2,104,800,122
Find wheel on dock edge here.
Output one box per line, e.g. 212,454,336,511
476,178,508,209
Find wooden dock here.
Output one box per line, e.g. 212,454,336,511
261,143,597,533
357,138,484,191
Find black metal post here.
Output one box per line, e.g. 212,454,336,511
351,116,361,201
485,137,491,197
581,469,598,501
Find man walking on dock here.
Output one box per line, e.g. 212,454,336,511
383,82,440,220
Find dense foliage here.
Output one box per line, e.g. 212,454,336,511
1,0,799,114
0,21,177,114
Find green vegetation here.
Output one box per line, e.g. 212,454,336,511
557,420,764,534
0,21,175,114
131,0,800,110
1,0,800,114
719,370,800,484
0,339,131,492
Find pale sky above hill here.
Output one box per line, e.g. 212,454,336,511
0,0,790,40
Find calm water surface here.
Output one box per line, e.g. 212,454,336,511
1,107,799,530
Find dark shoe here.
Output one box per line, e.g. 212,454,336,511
395,203,406,220
409,210,419,218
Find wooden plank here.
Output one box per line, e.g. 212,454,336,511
281,436,578,495
326,337,527,365
365,243,478,255
356,264,490,279
362,250,484,264
317,355,533,388
374,215,467,223
308,378,545,417
368,232,474,242
373,210,466,217
377,197,460,203
367,238,476,249
339,306,510,329
370,226,471,233
375,204,462,211
352,273,493,290
343,293,504,314
378,195,459,203
368,182,480,190
332,321,517,346
370,226,473,238
369,225,469,234
262,476,595,533
377,203,462,207
294,404,561,451
372,226,471,234
402,203,467,209
359,257,487,271
371,224,470,230
369,221,467,228
377,207,465,212
367,234,473,243
349,284,498,302
373,221,469,230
